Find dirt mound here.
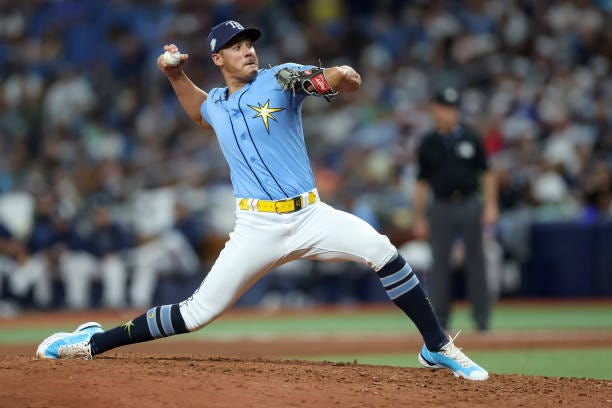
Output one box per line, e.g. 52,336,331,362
1,354,610,408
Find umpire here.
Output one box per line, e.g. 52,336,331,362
412,87,498,332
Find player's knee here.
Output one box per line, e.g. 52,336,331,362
368,235,398,271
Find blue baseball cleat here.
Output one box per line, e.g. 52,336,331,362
418,332,489,381
36,322,104,360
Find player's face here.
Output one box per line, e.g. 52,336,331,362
214,37,259,82
431,103,459,133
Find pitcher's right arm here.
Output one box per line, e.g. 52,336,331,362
157,44,211,129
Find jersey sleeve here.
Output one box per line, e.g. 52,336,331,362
200,88,217,126
416,137,432,181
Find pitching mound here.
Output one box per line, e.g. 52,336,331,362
1,353,610,407
2,306,611,406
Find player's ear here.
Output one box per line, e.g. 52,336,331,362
211,52,223,67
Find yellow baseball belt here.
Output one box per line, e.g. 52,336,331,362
238,191,318,214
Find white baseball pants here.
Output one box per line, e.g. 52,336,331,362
179,200,397,331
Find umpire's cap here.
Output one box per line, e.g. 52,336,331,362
432,87,460,107
207,20,261,54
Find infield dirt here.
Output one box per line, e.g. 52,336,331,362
1,353,611,408
0,307,611,407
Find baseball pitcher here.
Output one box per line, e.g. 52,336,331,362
36,20,488,381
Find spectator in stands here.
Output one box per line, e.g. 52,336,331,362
61,201,133,309
0,1,611,308
579,161,612,223
0,221,27,303
10,191,72,308
129,201,203,308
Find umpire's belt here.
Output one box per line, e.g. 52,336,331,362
238,189,319,214
434,190,476,203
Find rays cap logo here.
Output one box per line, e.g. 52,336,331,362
206,20,261,54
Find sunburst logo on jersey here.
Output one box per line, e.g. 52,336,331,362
248,100,285,133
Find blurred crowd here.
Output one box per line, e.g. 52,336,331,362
0,0,611,311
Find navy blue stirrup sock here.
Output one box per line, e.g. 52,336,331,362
378,255,447,351
89,304,189,356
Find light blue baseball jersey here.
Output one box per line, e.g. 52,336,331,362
200,62,317,200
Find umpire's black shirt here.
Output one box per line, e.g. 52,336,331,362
417,124,488,201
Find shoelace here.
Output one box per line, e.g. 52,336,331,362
58,340,93,360
440,331,474,368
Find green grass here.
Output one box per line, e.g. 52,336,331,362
449,305,612,331
1,303,611,379
170,303,612,339
0,303,610,344
193,303,612,337
297,348,612,380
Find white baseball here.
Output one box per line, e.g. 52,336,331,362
163,50,182,66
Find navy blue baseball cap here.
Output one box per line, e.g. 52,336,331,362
432,87,460,107
206,20,261,54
